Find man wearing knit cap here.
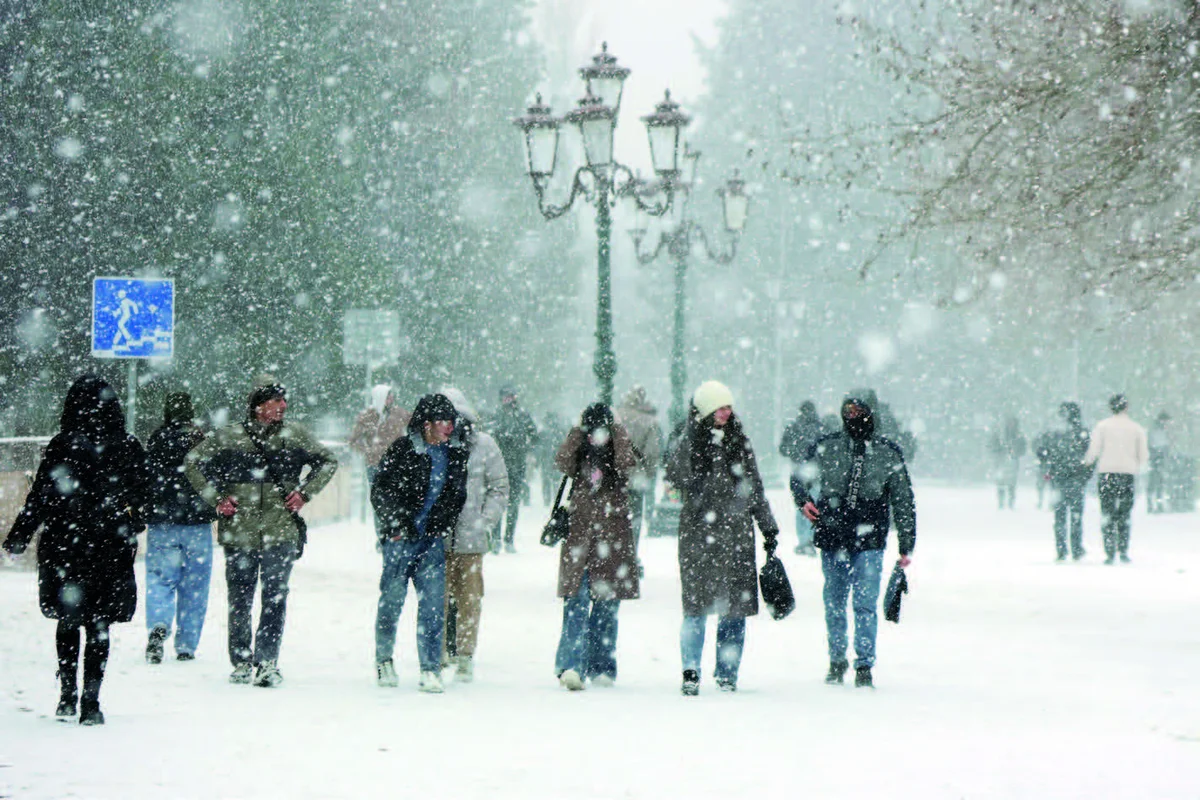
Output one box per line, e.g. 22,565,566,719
185,374,338,688
791,396,915,689
371,393,469,693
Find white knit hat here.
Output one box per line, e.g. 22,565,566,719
693,380,734,420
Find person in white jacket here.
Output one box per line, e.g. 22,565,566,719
438,387,510,682
1083,395,1149,564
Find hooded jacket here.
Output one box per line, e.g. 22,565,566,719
616,386,662,487
439,388,510,553
371,395,470,543
349,385,411,468
791,400,916,556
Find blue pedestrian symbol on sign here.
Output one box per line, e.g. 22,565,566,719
92,278,174,359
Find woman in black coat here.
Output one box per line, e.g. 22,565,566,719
3,375,149,725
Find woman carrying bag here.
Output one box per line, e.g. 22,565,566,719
666,381,780,696
552,403,640,690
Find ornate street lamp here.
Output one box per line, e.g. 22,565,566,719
628,145,750,429
515,43,691,405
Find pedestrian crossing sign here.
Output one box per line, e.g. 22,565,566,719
91,277,175,359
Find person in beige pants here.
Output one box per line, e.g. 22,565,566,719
439,388,510,681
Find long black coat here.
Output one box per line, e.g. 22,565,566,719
666,416,779,618
6,431,149,624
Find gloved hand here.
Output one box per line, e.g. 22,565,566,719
763,532,778,559
2,537,27,556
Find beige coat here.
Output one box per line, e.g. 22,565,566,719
1084,412,1149,475
349,406,411,467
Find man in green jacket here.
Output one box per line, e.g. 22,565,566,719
185,374,337,687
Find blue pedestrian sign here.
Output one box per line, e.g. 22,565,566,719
91,277,174,359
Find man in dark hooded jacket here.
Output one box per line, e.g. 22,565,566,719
791,397,916,689
1036,402,1093,561
371,393,469,694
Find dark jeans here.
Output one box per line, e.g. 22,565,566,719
494,465,525,548
56,619,109,702
1053,487,1085,558
1099,473,1135,558
224,544,296,666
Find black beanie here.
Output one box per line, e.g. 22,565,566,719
163,392,194,425
410,393,457,428
581,403,614,433
1109,394,1128,414
248,383,286,412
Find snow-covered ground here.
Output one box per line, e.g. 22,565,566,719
1,483,1198,799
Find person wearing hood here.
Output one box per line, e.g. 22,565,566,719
1036,402,1093,561
143,392,217,664
349,384,411,478
185,374,338,688
666,381,779,696
552,403,640,690
371,393,469,693
780,400,823,555
1083,394,1149,564
437,387,509,683
616,386,663,553
792,396,916,689
3,375,150,725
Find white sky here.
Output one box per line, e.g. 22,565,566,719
531,0,728,173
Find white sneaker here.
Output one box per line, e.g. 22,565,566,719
558,669,584,691
454,656,474,683
418,670,444,693
591,674,615,688
229,662,253,684
376,659,399,688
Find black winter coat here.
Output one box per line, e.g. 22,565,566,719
791,432,916,556
145,422,216,526
5,431,149,624
372,433,469,542
779,413,823,463
492,405,538,474
1037,424,1093,491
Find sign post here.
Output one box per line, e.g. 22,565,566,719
92,277,175,435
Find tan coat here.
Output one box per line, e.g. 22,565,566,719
349,406,411,467
554,425,640,601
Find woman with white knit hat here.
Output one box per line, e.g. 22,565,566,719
665,381,780,696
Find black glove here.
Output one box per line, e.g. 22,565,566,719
763,532,778,558
3,537,27,556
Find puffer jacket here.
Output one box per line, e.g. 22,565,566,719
184,418,337,550
451,422,510,554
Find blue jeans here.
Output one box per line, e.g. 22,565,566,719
554,572,621,679
680,615,746,684
146,524,214,656
820,549,885,669
375,536,446,671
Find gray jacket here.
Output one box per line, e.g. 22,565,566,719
438,387,511,554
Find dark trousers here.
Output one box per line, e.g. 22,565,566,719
494,465,525,547
224,544,296,666
1099,473,1136,558
1053,487,1085,558
56,619,109,703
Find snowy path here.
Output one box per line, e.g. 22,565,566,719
1,484,1198,799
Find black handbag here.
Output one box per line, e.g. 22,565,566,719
759,554,795,620
884,562,908,623
539,475,571,547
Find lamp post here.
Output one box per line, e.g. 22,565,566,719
629,146,749,429
515,43,691,405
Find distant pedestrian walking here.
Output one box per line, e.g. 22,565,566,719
792,396,916,689
3,375,150,725
666,382,779,696
143,392,216,664
490,386,538,553
185,374,338,688
988,416,1027,509
616,386,662,557
779,400,823,555
1036,402,1093,561
1147,412,1172,513
553,403,640,690
1084,394,1148,564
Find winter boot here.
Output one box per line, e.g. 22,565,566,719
681,669,700,697
854,666,874,689
78,699,105,726
418,670,444,694
176,652,195,662
558,669,584,691
454,656,475,684
253,660,283,688
376,659,399,688
824,661,849,685
145,625,167,665
229,662,253,684
55,669,78,718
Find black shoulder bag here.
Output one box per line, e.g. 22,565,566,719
242,423,309,559
539,475,571,547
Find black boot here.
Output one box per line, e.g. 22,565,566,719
146,625,167,665
854,666,874,689
824,661,849,685
79,698,105,726
55,669,77,718
681,669,700,697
